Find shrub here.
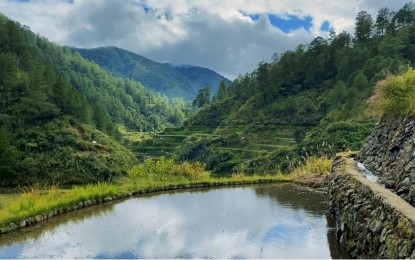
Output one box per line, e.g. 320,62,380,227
293,128,306,143
128,157,209,182
300,121,374,157
369,68,415,116
290,157,332,177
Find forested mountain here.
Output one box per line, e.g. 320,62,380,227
0,13,189,185
74,46,231,100
170,3,415,175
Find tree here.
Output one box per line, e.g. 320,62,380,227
214,80,229,102
192,86,211,108
375,8,391,36
393,3,415,28
352,71,370,91
0,127,18,183
355,11,374,42
328,27,336,41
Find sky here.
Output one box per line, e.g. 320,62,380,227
0,0,410,79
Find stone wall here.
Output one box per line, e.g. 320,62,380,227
329,157,415,258
356,116,415,205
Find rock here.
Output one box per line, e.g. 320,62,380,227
399,244,409,258
385,180,395,189
19,219,26,228
380,228,388,243
34,215,43,223
379,211,386,220
26,217,35,225
78,202,84,208
103,196,112,202
369,220,383,234
48,210,54,219
9,222,18,230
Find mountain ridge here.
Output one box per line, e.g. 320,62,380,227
73,46,231,100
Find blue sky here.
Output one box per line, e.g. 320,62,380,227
249,14,316,33
0,0,410,79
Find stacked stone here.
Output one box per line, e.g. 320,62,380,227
357,116,415,206
329,157,415,259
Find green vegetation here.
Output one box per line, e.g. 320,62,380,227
154,3,415,174
0,15,193,185
0,156,330,230
3,1,415,214
128,157,210,182
369,68,415,116
74,46,231,100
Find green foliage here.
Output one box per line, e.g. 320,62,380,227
369,68,415,116
240,148,299,175
192,86,211,108
355,11,374,42
128,157,209,182
299,121,375,157
293,128,306,143
0,16,194,185
0,127,18,184
213,80,229,102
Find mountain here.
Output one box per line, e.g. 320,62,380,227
155,3,415,176
0,14,188,185
73,46,232,100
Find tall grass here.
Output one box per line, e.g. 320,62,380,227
290,157,333,179
128,157,210,182
0,157,329,230
0,183,121,228
369,68,415,116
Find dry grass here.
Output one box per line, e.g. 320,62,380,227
290,157,333,188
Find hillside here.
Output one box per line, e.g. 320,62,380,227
0,14,188,185
73,46,231,100
135,3,415,176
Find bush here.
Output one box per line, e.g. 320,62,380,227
369,68,415,116
293,128,306,143
128,157,210,182
300,121,374,157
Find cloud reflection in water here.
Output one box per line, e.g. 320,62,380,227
0,184,342,259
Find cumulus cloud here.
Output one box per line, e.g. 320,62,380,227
0,0,410,79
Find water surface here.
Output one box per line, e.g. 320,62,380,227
0,184,349,258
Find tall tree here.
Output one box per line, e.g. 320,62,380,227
394,2,415,28
214,80,229,102
375,7,391,36
355,11,374,42
192,86,211,108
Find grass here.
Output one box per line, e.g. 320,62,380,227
369,68,415,116
0,176,288,230
0,157,331,231
290,157,333,187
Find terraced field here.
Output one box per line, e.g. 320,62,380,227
128,125,304,160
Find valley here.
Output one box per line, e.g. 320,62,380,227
2,1,415,258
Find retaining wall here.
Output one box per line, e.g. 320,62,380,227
329,156,415,258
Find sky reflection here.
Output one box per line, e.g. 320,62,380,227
0,184,348,259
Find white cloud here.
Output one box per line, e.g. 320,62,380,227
0,0,410,79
